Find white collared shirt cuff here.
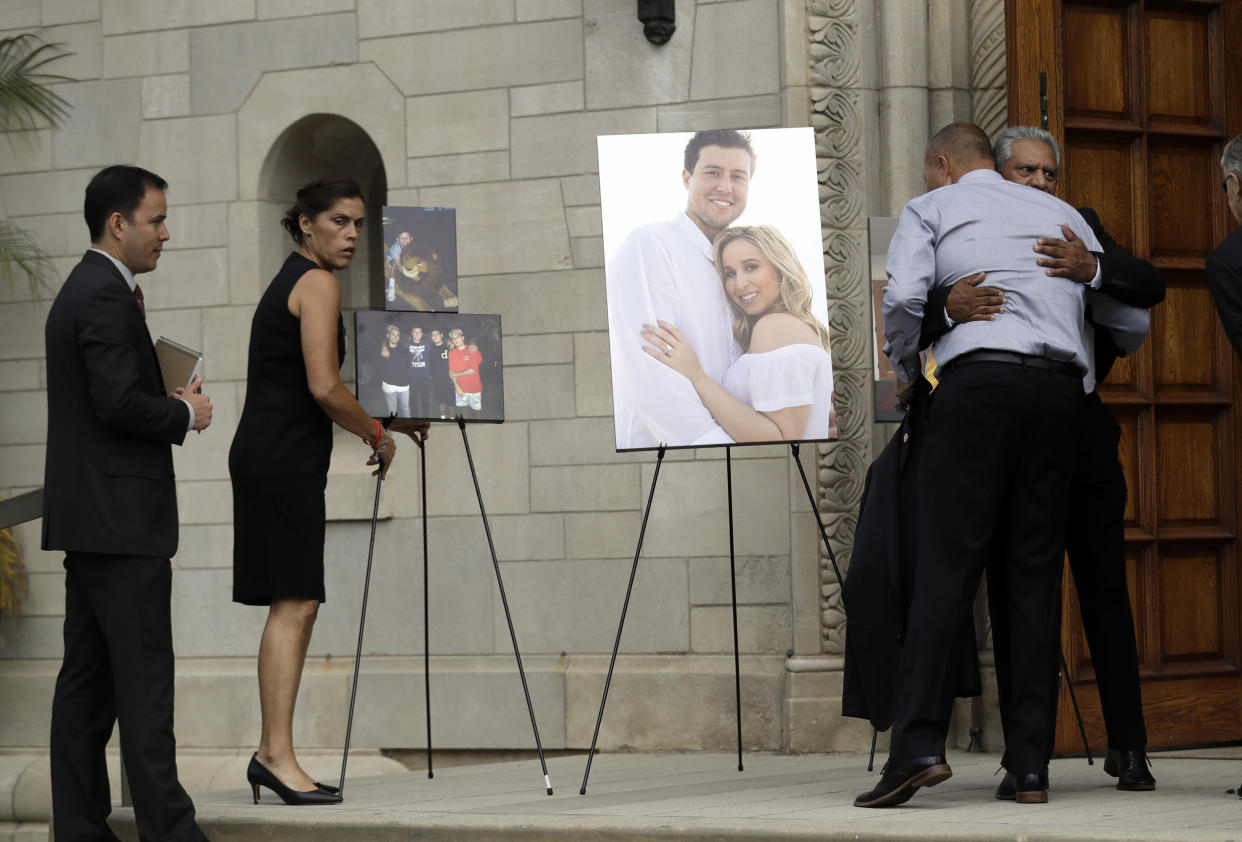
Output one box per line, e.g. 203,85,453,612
1089,257,1103,288
182,399,194,432
944,307,955,328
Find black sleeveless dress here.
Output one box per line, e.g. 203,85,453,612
230,252,345,605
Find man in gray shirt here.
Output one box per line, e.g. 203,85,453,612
856,123,1145,808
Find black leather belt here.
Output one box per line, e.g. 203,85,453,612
941,350,1081,378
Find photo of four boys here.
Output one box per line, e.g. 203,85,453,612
355,312,503,423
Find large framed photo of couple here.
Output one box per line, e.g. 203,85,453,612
598,126,836,452
354,310,504,424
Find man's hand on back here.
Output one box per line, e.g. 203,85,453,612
1035,223,1099,283
946,272,1004,323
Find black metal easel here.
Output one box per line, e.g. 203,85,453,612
726,448,743,772
337,458,387,796
421,440,433,778
337,418,553,796
579,445,667,794
457,417,554,795
580,444,752,793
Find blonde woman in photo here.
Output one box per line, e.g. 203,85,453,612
642,224,836,442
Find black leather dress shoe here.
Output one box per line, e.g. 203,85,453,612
995,770,1049,803
854,756,952,808
1104,749,1155,791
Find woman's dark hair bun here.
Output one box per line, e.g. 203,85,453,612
282,177,364,245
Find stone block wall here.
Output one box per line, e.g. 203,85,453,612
0,0,830,759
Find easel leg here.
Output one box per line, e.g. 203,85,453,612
337,469,386,796
457,418,553,795
790,443,843,588
579,445,667,795
421,441,433,778
726,447,743,772
791,443,857,768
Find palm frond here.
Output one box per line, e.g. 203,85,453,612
0,220,54,300
0,34,71,133
0,524,28,623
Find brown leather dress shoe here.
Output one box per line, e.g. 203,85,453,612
854,756,953,808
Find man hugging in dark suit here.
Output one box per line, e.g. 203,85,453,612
43,166,213,841
920,127,1164,798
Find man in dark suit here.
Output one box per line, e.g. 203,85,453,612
1208,134,1242,362
43,166,213,841
923,126,1164,795
1207,135,1242,800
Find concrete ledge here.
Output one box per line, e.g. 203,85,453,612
104,749,1242,842
0,750,405,825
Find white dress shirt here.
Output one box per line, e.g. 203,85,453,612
606,212,740,449
89,247,194,431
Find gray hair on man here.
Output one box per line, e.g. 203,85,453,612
993,126,1062,169
1223,134,1242,180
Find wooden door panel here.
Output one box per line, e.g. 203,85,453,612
1103,353,1141,395
1149,144,1220,260
1145,11,1209,125
1064,5,1131,117
1065,141,1135,245
1133,676,1240,742
1010,0,1242,753
1158,548,1225,662
1155,413,1222,525
1115,411,1141,525
1152,283,1223,391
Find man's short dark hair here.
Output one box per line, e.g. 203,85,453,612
84,165,168,242
925,122,992,169
683,130,756,175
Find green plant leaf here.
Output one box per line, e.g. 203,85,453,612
0,34,70,301
0,34,71,133
0,220,55,300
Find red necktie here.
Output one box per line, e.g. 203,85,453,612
134,283,145,316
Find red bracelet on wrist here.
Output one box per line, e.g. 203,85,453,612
367,418,383,447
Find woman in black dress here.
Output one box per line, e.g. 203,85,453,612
230,178,396,805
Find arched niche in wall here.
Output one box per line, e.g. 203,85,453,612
256,113,388,316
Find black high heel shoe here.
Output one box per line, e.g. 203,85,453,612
247,753,342,805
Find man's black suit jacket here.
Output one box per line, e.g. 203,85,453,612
1208,226,1242,363
42,250,189,560
842,377,981,731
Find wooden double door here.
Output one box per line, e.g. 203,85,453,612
1007,0,1242,751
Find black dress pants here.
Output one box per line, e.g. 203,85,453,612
988,391,1147,761
1065,392,1147,750
50,553,205,842
888,360,1082,773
